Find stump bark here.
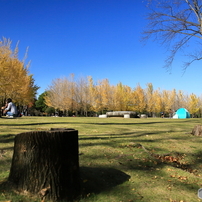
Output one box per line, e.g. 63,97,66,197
8,128,80,201
191,125,202,136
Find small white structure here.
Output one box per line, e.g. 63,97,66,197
124,114,130,118
99,114,107,118
140,114,147,118
106,111,137,118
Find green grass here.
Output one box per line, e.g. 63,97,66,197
1,116,202,202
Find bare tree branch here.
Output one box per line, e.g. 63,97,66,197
143,0,202,71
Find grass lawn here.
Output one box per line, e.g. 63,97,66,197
0,116,202,202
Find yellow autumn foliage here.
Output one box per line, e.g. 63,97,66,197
45,74,202,117
188,93,200,116
0,38,38,106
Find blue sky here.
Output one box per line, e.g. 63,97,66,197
1,0,202,96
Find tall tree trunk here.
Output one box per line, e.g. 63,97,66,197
8,128,80,201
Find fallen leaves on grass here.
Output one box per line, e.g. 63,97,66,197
157,155,179,162
170,175,188,181
136,143,200,175
167,168,174,171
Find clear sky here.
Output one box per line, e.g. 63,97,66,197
1,0,202,97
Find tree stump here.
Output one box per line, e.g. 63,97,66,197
191,125,202,136
8,128,80,201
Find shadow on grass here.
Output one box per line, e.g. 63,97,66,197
89,121,164,125
80,166,130,196
79,131,161,139
0,134,15,144
0,122,70,126
0,167,131,202
0,180,34,202
0,119,182,127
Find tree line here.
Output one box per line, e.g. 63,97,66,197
0,38,201,118
40,74,202,118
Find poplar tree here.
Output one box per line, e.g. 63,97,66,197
45,78,70,113
145,83,155,116
133,85,146,113
188,93,200,117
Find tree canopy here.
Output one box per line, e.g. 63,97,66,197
44,75,202,117
0,38,38,106
35,92,48,112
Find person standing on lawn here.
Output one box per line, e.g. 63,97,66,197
2,98,18,117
